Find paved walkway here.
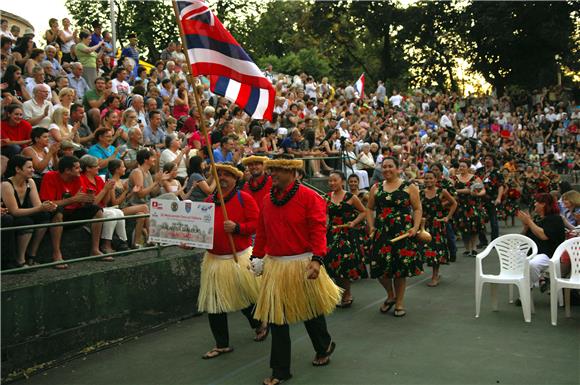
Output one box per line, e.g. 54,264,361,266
17,225,579,385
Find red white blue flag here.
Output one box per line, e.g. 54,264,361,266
354,73,365,99
176,0,275,120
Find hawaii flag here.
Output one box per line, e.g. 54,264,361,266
354,73,365,99
176,0,275,120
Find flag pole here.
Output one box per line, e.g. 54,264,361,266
171,0,238,263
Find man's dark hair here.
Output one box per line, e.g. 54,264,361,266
220,135,231,146
58,156,79,173
148,109,161,120
70,103,84,115
136,149,153,165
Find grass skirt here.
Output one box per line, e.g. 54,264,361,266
197,247,259,314
254,256,342,325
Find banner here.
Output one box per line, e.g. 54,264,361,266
149,199,215,249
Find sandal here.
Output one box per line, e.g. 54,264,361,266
54,263,69,270
201,347,234,359
26,256,38,266
312,341,336,366
380,299,396,314
394,308,406,317
337,297,353,308
262,375,292,385
254,325,269,342
101,256,115,262
426,281,439,287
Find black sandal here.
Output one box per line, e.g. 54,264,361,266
254,325,269,342
262,374,292,385
202,347,234,359
380,299,396,314
312,341,336,366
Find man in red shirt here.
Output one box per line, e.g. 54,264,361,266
39,156,104,268
241,155,272,211
196,162,267,359
252,156,341,385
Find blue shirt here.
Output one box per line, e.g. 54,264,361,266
143,125,166,146
67,74,90,101
88,144,120,175
280,137,299,153
213,147,233,163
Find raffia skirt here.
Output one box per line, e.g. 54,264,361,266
254,253,342,325
197,247,259,314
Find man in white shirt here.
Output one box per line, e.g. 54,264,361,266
111,68,131,105
375,81,386,108
389,89,403,108
23,84,53,128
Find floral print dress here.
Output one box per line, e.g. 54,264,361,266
499,179,520,220
420,188,449,266
453,176,485,234
326,192,368,280
369,181,422,279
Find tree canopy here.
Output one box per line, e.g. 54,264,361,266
65,0,579,94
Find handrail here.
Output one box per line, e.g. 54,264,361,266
0,243,180,274
0,213,150,232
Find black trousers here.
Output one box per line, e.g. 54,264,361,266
478,201,499,245
207,304,261,348
270,315,331,379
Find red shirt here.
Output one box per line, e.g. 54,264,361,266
241,174,272,212
39,171,83,210
205,189,258,255
0,119,32,144
254,184,327,258
80,173,106,207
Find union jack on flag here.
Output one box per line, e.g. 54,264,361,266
176,0,275,121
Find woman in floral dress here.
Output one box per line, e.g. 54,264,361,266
367,157,423,317
499,170,521,227
453,159,486,257
326,171,369,308
421,171,457,287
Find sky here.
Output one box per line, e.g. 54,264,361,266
2,0,71,44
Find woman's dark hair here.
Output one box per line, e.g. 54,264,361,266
534,193,560,216
79,31,90,40
322,128,337,143
13,36,33,56
265,127,276,136
559,181,572,195
348,174,360,182
458,158,471,167
4,103,23,115
330,170,345,180
431,162,444,172
107,159,123,175
105,95,120,108
382,156,400,168
93,128,111,143
187,156,204,175
3,65,22,88
30,127,49,144
132,84,146,97
136,149,153,165
6,155,32,178
163,162,176,173
30,48,44,60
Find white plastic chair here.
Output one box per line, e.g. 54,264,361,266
475,234,538,323
549,237,580,326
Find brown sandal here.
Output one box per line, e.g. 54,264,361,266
201,347,234,359
262,375,292,385
254,325,269,342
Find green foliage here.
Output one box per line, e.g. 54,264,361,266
257,48,332,80
65,0,179,63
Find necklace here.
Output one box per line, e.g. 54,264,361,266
270,181,299,206
248,174,268,192
211,188,237,206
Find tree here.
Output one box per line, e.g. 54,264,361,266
65,0,179,63
461,1,577,95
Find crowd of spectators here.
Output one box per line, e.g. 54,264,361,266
1,16,579,270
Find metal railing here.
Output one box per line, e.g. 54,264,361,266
0,213,171,275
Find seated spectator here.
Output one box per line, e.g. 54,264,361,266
0,104,32,158
122,127,144,171
107,159,149,247
160,162,192,199
54,87,76,112
44,18,60,46
22,84,53,128
82,77,110,129
560,190,580,228
21,127,60,188
45,44,66,76
79,155,128,254
173,79,189,119
118,108,140,145
24,48,45,78
127,149,164,209
143,110,166,148
185,155,215,202
127,94,147,123
100,95,123,124
516,193,566,289
48,107,82,150
67,62,90,102
213,135,240,163
11,35,34,68
87,128,122,176
39,156,105,268
25,64,48,97
159,135,190,185
111,67,131,105
1,155,57,267
69,103,94,146
1,64,31,103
